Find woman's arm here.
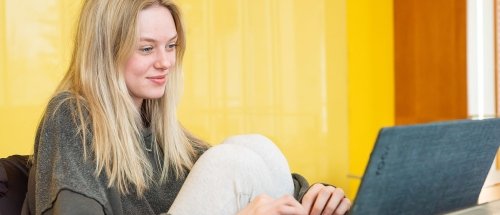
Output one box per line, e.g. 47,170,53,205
32,93,109,214
43,190,105,215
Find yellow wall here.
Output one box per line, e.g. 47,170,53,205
325,0,350,193
347,0,395,195
176,0,351,191
1,0,5,108
0,0,394,198
0,0,81,157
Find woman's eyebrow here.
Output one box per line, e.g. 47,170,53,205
168,35,178,42
139,34,178,42
139,37,156,42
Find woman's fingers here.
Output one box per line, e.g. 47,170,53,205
276,195,302,207
301,184,351,215
301,183,324,213
239,194,307,215
333,198,351,215
237,194,272,215
274,205,307,215
321,187,345,215
253,194,274,205
272,195,307,215
310,186,335,215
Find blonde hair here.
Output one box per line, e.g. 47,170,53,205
51,0,205,196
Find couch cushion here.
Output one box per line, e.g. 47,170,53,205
0,155,31,215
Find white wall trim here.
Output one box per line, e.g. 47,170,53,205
467,0,496,119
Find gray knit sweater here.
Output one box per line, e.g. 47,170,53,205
26,93,206,215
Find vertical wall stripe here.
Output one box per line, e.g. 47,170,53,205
347,0,395,196
467,0,495,119
325,0,350,193
0,0,6,106
493,3,500,192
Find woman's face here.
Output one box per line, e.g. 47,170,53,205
124,5,178,108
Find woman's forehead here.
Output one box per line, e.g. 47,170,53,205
137,5,177,42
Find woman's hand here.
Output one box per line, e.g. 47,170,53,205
301,184,351,215
237,194,307,215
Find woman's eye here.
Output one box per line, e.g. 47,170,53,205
140,46,153,54
167,43,177,50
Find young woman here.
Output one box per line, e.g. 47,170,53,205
25,0,351,214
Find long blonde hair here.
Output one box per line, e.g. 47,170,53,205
52,0,205,196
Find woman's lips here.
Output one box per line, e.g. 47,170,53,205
147,75,166,85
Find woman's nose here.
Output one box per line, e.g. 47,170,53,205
154,50,172,70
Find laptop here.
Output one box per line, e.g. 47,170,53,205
350,118,500,215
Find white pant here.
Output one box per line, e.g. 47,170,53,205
166,134,295,215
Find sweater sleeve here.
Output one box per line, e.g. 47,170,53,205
292,172,309,202
43,190,105,215
33,93,111,214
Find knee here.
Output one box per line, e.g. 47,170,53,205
197,142,263,170
219,134,290,173
223,134,272,143
222,134,281,153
